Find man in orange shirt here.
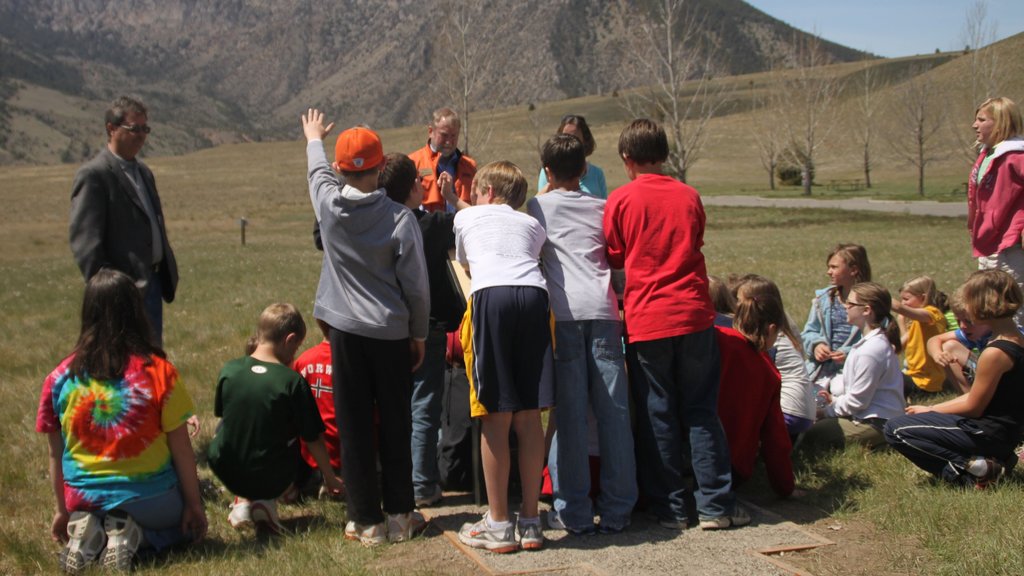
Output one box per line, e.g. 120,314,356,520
409,107,476,212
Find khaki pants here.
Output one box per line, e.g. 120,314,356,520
800,417,886,451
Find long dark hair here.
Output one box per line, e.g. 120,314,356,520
69,269,163,380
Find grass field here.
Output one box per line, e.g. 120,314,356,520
2,106,1021,575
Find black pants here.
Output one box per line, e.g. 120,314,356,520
330,328,414,524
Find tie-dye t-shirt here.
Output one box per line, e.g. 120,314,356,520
36,354,194,512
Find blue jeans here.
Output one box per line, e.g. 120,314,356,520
113,486,188,551
410,323,447,499
629,327,734,522
549,320,637,530
143,269,164,347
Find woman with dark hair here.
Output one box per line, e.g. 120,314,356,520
968,97,1024,325
36,269,206,573
537,114,608,198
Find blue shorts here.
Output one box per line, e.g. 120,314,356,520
461,286,555,416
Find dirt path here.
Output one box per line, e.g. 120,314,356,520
702,194,966,218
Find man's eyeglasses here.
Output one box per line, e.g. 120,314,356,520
120,124,151,135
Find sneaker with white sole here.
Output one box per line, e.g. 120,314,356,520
345,520,387,546
458,513,519,554
387,511,428,543
227,497,253,529
414,484,443,508
101,510,144,572
60,511,107,574
516,518,544,550
973,457,1005,490
699,505,751,530
250,499,289,536
545,509,595,535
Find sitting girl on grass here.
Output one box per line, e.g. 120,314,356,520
802,282,905,450
716,275,795,498
36,269,207,573
885,270,1024,488
892,275,949,397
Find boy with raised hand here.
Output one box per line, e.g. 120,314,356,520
603,119,747,531
927,287,997,394
209,303,344,536
455,161,554,553
526,134,636,535
301,109,430,545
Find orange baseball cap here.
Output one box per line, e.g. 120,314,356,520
335,127,383,171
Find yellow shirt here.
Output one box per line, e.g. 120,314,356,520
904,305,947,392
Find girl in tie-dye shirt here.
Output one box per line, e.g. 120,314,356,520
36,269,206,571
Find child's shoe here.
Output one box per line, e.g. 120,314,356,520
227,497,253,529
972,457,1004,490
345,520,387,546
101,510,144,572
516,517,544,551
387,511,428,543
250,499,289,535
458,512,518,554
699,505,752,530
59,511,106,574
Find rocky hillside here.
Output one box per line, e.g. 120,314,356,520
0,0,866,164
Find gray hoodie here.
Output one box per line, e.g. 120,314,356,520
307,140,429,341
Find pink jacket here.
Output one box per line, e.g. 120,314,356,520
968,138,1024,258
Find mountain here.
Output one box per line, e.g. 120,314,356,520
0,0,867,165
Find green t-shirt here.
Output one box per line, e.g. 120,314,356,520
208,356,325,500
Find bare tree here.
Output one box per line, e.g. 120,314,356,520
748,77,785,191
950,0,1000,159
891,73,945,196
778,33,841,196
854,61,881,189
438,0,497,157
613,0,728,183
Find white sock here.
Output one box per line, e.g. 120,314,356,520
485,513,511,530
965,456,990,477
518,515,540,526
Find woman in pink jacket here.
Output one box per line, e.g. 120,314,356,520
968,96,1024,324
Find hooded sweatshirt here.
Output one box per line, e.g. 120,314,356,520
968,137,1024,258
307,140,429,341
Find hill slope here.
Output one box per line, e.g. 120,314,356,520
0,0,866,164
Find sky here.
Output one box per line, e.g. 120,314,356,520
744,0,1024,58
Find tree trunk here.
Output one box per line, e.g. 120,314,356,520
863,145,872,189
801,164,812,196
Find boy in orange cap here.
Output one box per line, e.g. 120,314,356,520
301,109,430,545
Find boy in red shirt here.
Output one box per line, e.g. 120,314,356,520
603,119,747,530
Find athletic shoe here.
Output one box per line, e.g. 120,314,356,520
59,511,106,574
657,517,689,530
387,511,428,543
973,458,1004,490
227,497,253,529
345,520,387,546
516,518,544,551
414,484,443,508
250,500,289,536
545,509,595,535
458,513,519,554
101,510,144,572
318,482,346,501
596,520,630,535
699,505,752,530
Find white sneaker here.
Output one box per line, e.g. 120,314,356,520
387,511,428,543
227,497,253,529
345,520,387,546
60,511,106,574
699,505,752,530
101,511,144,572
251,499,289,536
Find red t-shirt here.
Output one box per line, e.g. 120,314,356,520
716,327,794,497
603,173,715,341
292,341,341,470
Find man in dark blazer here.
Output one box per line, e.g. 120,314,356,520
69,96,178,346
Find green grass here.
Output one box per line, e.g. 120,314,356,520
0,131,1005,575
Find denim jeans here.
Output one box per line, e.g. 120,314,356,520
629,327,734,522
411,322,447,499
549,320,637,530
114,486,187,551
